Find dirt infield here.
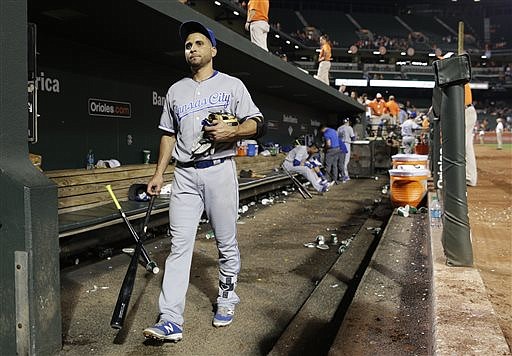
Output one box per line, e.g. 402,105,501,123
468,144,512,349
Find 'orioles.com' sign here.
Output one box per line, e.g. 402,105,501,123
88,98,131,118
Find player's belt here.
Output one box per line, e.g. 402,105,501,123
465,104,473,108
176,158,227,169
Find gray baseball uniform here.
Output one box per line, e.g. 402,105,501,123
283,145,325,192
337,124,355,179
158,70,262,326
401,119,419,154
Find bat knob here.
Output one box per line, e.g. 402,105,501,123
146,261,159,274
111,322,122,330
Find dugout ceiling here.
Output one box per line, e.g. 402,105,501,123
28,0,363,115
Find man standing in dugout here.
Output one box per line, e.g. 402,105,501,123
143,21,265,342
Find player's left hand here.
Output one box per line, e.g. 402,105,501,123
203,118,238,142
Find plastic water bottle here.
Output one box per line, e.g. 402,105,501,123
430,196,442,227
86,149,95,170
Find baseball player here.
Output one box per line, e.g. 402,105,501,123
496,118,504,150
401,113,420,154
337,118,356,182
143,21,265,342
282,143,333,193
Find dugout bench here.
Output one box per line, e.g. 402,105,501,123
44,154,290,253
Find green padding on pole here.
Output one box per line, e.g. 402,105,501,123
434,54,472,87
433,54,473,267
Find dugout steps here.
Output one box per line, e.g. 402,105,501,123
269,191,510,355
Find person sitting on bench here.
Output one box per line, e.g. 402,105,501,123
282,143,334,193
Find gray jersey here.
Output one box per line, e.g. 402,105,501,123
401,119,419,137
284,145,308,164
159,71,262,162
337,125,355,143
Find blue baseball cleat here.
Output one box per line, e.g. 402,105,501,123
143,319,183,342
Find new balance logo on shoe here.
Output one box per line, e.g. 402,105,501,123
143,320,183,342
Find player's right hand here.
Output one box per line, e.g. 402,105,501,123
147,175,164,195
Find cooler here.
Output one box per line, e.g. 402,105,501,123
246,140,258,156
391,154,428,169
389,168,430,208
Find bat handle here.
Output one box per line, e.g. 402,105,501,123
142,195,157,232
106,184,122,210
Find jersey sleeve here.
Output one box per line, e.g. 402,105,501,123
232,79,263,122
158,88,176,134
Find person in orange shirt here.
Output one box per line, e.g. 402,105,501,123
315,34,332,85
367,93,388,136
245,0,270,51
421,114,430,129
385,95,400,126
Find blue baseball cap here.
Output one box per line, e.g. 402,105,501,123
179,21,217,47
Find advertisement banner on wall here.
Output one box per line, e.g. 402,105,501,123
267,121,280,130
88,98,131,118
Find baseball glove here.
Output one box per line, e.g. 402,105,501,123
191,112,239,156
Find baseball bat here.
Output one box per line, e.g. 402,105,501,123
281,166,313,199
283,167,312,199
106,185,159,274
110,237,142,329
106,186,157,329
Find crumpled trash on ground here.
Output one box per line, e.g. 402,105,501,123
238,205,249,214
397,204,426,217
86,285,109,293
337,233,356,254
303,235,330,250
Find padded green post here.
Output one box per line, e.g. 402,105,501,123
432,54,474,266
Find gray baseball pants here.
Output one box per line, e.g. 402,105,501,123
159,159,240,326
283,161,324,192
341,144,351,178
325,148,341,182
465,105,477,186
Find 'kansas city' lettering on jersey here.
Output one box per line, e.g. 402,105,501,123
174,92,231,121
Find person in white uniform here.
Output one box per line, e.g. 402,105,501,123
496,118,504,150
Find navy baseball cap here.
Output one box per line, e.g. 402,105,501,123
179,21,217,47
